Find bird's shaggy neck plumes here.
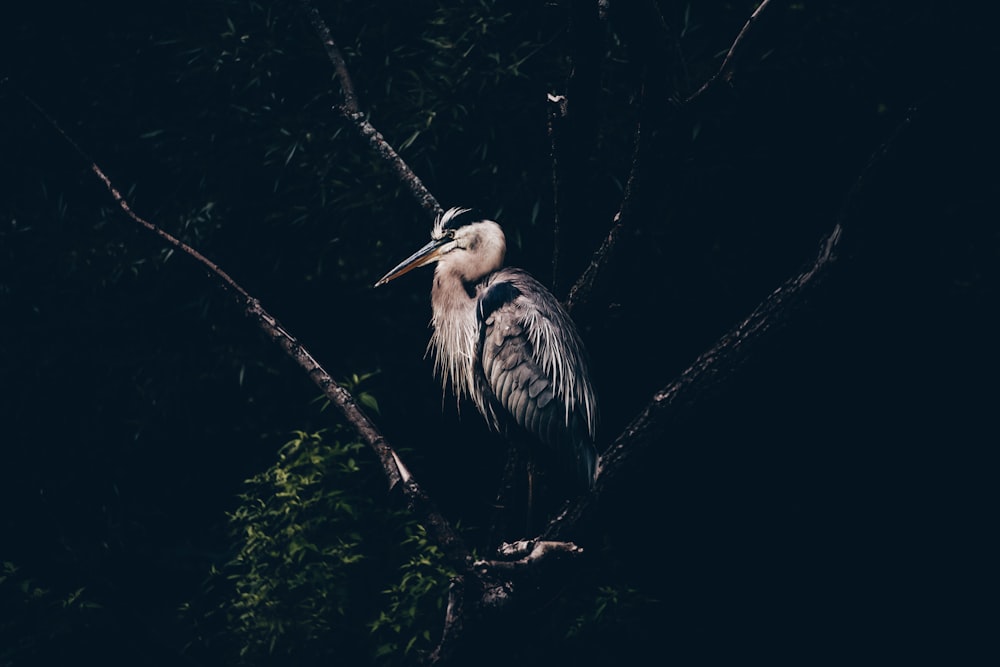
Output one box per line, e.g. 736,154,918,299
428,266,480,405
426,215,506,404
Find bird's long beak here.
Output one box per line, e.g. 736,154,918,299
374,237,449,287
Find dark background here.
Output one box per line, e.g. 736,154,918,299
1,1,996,664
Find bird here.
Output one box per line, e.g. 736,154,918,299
375,207,599,494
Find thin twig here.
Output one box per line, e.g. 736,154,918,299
546,92,568,293
298,0,442,220
686,0,778,103
299,0,359,114
565,105,642,314
567,0,777,310
345,111,443,218
652,0,692,97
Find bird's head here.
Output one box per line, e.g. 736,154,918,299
375,207,506,287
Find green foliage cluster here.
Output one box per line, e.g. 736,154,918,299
0,562,104,666
565,584,649,639
191,428,454,665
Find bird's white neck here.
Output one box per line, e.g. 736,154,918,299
423,219,507,405
427,266,481,405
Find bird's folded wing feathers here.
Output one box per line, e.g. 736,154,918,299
475,270,597,488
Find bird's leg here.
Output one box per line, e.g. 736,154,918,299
525,457,536,536
487,444,519,551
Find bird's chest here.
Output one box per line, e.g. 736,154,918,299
430,280,481,361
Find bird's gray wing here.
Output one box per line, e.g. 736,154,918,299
475,271,597,489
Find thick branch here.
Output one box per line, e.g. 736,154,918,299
551,232,845,541
476,539,584,573
427,577,465,665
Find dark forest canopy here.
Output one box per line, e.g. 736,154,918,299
1,1,996,665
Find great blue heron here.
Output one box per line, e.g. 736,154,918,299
375,207,599,493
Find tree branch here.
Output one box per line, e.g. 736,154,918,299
546,92,568,290
298,0,442,220
476,539,584,573
345,111,443,219
298,0,359,114
22,92,471,571
565,98,643,314
686,0,779,104
570,1,782,315
427,576,466,665
545,102,916,543
548,0,605,295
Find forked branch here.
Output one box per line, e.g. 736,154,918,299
566,0,781,310
543,105,917,543
21,92,469,572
